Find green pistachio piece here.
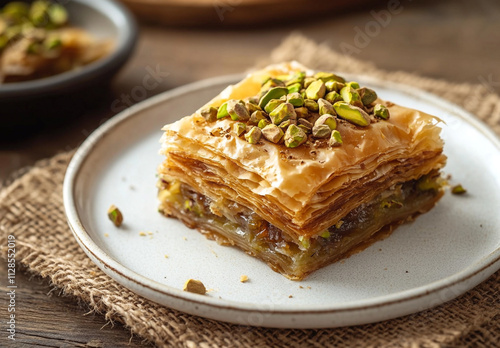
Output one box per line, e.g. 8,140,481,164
244,126,262,144
287,82,302,94
373,104,390,120
44,36,62,50
318,98,335,116
26,41,40,54
452,184,467,195
329,130,343,147
261,77,285,90
346,81,360,89
358,87,378,106
30,1,49,27
286,71,305,86
269,102,296,125
325,91,343,104
298,118,313,129
298,124,311,134
417,176,440,191
314,72,346,83
315,114,337,130
303,77,315,88
107,205,123,227
247,96,259,105
264,98,284,113
258,87,288,109
261,124,284,143
249,110,267,126
245,102,261,114
258,119,270,129
234,122,246,136
304,99,319,112
284,124,307,148
325,80,345,92
320,230,330,238
340,86,361,105
305,80,326,100
200,106,217,122
333,102,371,127
227,100,250,121
279,119,291,130
294,107,309,119
3,2,30,20
312,124,331,138
217,102,229,119
48,3,67,27
287,92,304,107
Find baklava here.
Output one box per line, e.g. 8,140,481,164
157,62,446,280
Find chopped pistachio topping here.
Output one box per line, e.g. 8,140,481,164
261,124,284,143
312,124,331,138
249,110,267,126
346,81,360,89
227,99,250,121
333,102,371,127
325,80,345,92
320,230,330,239
417,176,441,191
340,86,361,105
258,119,270,129
284,124,307,148
287,92,304,107
318,98,335,116
305,80,326,100
245,126,262,144
264,98,284,113
107,205,123,227
329,130,343,147
183,279,206,295
298,124,311,134
451,184,467,195
200,106,217,122
325,91,342,104
258,87,288,109
373,104,390,119
269,102,296,125
315,114,337,130
298,118,313,129
287,83,302,94
304,99,319,112
245,102,261,114
234,122,246,136
217,101,229,119
358,87,378,106
294,106,309,118
303,77,315,88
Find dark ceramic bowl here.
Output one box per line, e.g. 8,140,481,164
0,0,138,128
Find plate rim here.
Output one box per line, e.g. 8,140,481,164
63,73,500,319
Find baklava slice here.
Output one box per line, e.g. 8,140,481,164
157,62,446,280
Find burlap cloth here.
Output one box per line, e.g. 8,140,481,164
1,34,499,347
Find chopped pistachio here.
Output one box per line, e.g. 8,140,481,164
346,81,360,89
298,118,313,129
294,106,309,118
284,124,307,148
30,1,49,27
200,106,217,122
278,119,292,130
298,236,310,249
286,71,305,86
287,92,304,107
245,126,262,144
44,36,62,50
249,110,267,126
315,114,337,130
264,98,284,113
373,104,390,120
333,102,371,127
340,86,361,105
269,102,296,125
314,71,345,83
305,80,326,100
320,230,330,239
329,130,343,147
335,220,344,229
451,184,467,195
261,124,284,143
48,3,68,26
217,101,229,119
318,98,335,116
183,279,206,295
304,99,319,112
325,80,345,92
245,102,261,114
287,82,302,94
325,91,343,104
258,87,288,109
381,200,403,209
258,119,270,129
3,2,30,20
261,77,285,92
107,205,123,227
358,87,378,106
298,124,311,134
234,122,246,136
303,77,315,88
227,99,250,121
417,176,440,191
312,124,331,138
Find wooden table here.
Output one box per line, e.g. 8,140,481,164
1,0,499,345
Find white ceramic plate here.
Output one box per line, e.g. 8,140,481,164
64,74,500,328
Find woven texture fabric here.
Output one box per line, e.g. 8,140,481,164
1,34,499,347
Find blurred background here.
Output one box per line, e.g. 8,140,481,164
0,0,499,344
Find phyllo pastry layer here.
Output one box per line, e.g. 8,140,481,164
157,62,446,280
